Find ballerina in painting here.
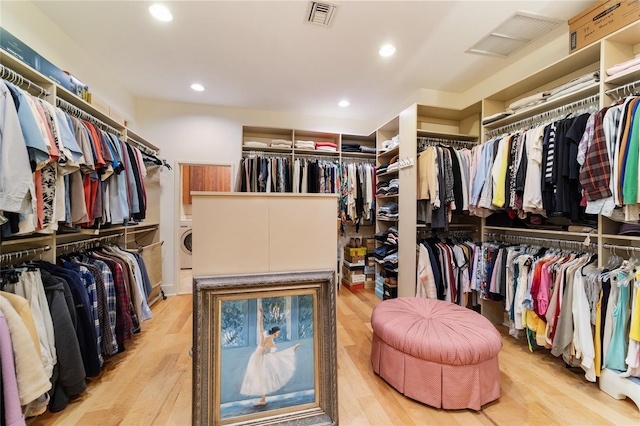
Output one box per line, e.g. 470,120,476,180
240,305,301,406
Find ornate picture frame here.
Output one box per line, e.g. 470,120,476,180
193,270,337,425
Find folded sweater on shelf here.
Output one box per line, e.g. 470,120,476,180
606,57,640,76
244,141,268,148
315,142,338,149
548,70,599,97
270,139,292,147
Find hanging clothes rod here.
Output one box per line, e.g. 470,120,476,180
603,243,640,253
485,94,600,138
0,245,51,264
417,136,477,153
56,233,124,253
243,150,292,158
0,63,50,97
340,157,376,164
484,232,597,252
128,137,157,156
294,152,340,161
56,98,123,136
604,79,640,97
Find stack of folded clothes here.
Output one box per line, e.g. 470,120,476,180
376,179,399,196
316,142,338,152
607,57,640,78
295,140,315,150
378,202,398,220
374,226,398,246
270,139,292,148
377,162,390,175
373,243,397,260
545,70,599,101
380,135,399,152
243,140,268,148
381,252,398,272
387,155,399,173
360,146,377,154
341,142,361,153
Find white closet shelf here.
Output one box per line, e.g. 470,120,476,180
483,82,601,130
341,152,376,159
56,86,124,130
377,146,400,158
377,194,398,199
294,148,339,156
376,170,399,178
242,146,293,154
600,233,640,242
0,234,53,246
484,226,597,238
416,129,478,140
604,66,640,86
127,129,160,151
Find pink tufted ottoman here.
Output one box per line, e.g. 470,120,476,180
370,297,502,410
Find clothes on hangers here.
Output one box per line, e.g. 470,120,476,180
416,236,476,305
0,243,154,418
340,161,375,233
417,144,471,229
236,154,292,193
0,78,149,241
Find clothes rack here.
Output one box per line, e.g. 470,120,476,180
294,153,340,162
0,63,50,97
604,79,640,98
56,97,123,136
417,136,477,152
602,243,640,253
341,156,376,164
484,232,597,252
0,245,51,264
56,233,124,254
485,94,600,138
243,150,292,158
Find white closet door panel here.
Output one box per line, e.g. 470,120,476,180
192,195,270,275
269,196,336,272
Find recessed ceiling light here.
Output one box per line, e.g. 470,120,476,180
149,4,173,22
379,44,396,57
191,83,205,92
338,100,350,107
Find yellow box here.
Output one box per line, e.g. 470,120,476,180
87,93,110,116
344,246,367,257
569,0,640,53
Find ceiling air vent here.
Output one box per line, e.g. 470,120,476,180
306,1,338,26
467,11,561,57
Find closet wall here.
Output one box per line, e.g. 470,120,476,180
1,0,136,124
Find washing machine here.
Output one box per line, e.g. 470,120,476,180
179,220,193,269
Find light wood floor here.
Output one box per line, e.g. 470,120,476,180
28,288,639,425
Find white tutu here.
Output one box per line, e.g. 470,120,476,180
240,345,297,396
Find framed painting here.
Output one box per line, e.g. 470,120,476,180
193,270,337,425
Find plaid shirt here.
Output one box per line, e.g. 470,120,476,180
580,108,612,201
80,257,119,357
92,253,134,344
64,260,103,367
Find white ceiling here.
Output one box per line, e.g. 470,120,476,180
33,0,595,123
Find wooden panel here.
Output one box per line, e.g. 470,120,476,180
269,196,337,272
183,164,232,204
192,195,270,276
182,165,191,205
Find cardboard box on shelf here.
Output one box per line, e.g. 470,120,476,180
569,0,640,53
341,278,364,291
366,256,375,267
344,246,367,257
87,93,110,116
364,280,375,289
66,72,89,100
342,265,364,279
344,252,365,263
362,238,376,253
0,27,39,69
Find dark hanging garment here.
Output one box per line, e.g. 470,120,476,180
126,144,146,220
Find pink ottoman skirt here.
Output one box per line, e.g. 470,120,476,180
371,297,502,410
